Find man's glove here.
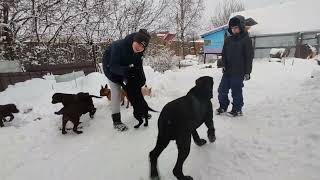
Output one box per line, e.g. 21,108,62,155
244,74,251,81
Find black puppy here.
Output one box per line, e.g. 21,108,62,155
60,101,96,134
122,68,156,128
149,76,216,180
52,92,101,117
0,104,20,127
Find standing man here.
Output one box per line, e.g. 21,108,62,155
216,15,254,117
102,29,151,131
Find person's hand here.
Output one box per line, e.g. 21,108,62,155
244,74,251,81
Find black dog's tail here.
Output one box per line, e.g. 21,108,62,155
90,95,103,99
148,107,158,113
54,110,63,115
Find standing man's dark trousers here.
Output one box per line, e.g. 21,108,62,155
218,74,244,112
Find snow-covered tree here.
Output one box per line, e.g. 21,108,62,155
166,0,204,67
210,0,245,28
144,35,176,72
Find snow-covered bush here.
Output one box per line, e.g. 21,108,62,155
144,36,177,73
144,47,177,73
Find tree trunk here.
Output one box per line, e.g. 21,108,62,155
2,2,15,60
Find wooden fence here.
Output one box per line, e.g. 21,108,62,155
0,62,97,92
251,30,320,58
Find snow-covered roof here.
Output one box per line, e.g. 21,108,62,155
201,25,228,37
189,39,204,43
232,0,320,35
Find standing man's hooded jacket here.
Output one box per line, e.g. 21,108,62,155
222,15,254,76
102,33,146,85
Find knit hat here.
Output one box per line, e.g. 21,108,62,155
228,15,246,34
133,29,151,48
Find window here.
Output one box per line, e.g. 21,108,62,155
204,40,212,46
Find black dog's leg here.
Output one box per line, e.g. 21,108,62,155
89,108,96,119
204,103,216,143
0,117,4,127
62,116,68,134
133,113,143,128
134,118,143,128
73,118,83,134
144,115,148,127
149,136,170,179
55,107,64,115
192,130,207,146
173,135,193,180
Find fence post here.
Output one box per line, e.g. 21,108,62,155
317,33,320,54
252,36,256,58
294,32,303,58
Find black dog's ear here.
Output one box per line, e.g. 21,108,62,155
195,76,214,87
194,76,214,99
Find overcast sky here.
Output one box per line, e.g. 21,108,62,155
203,0,294,24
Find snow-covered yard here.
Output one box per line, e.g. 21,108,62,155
0,59,320,180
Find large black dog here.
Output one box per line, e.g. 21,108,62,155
149,76,216,180
122,67,156,128
0,104,20,127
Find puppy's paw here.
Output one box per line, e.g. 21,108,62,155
150,176,160,180
180,176,193,180
208,134,216,143
144,123,148,127
74,130,83,134
195,139,207,146
207,129,216,142
134,125,140,129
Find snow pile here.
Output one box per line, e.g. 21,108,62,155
180,55,200,67
270,48,285,56
180,59,199,67
232,0,320,35
184,55,199,60
0,59,320,180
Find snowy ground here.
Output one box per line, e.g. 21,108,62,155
1,58,320,180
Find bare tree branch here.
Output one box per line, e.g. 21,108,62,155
210,0,245,28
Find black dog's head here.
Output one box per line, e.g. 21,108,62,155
125,67,146,90
51,93,63,104
7,104,20,113
190,76,214,100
